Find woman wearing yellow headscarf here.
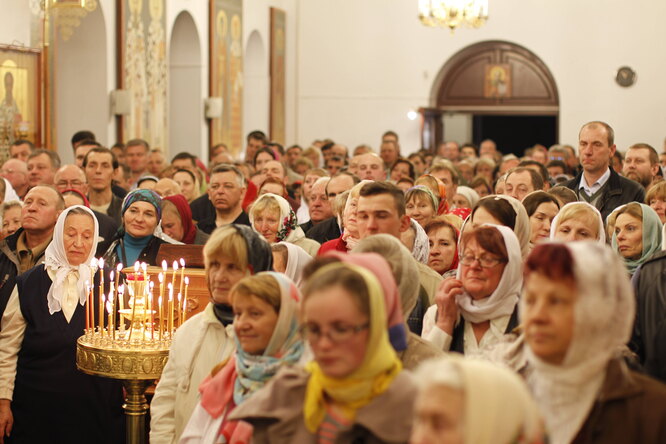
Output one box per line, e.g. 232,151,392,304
230,261,416,443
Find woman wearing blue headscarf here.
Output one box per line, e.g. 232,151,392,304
102,188,175,268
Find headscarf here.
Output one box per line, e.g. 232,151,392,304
352,234,420,319
609,203,663,274
303,262,403,432
449,206,471,222
3,178,20,202
121,188,162,221
409,218,430,264
324,251,407,351
549,201,606,245
233,224,274,274
249,193,307,244
407,185,439,210
233,272,304,404
279,241,312,287
62,188,90,207
522,242,635,444
45,205,99,315
662,223,666,250
198,273,304,442
454,186,480,208
494,194,531,258
413,356,545,444
341,180,373,251
163,194,197,244
455,224,522,324
212,225,273,325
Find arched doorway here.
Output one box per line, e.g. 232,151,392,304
243,30,268,150
54,4,107,162
169,11,202,159
424,40,559,155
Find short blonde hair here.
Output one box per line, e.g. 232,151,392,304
646,181,666,204
230,273,281,312
556,203,600,238
203,225,249,271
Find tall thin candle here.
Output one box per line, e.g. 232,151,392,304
158,273,165,340
158,296,163,341
98,258,105,334
100,294,106,338
149,281,155,340
182,277,190,324
178,258,185,307
85,281,90,331
168,283,174,334
106,299,112,340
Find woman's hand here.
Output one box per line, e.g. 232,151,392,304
0,399,13,444
434,278,462,335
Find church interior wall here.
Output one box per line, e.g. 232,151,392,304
0,0,664,157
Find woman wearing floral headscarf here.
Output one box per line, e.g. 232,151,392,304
150,225,274,443
0,206,124,443
102,188,176,269
231,261,416,443
249,193,320,256
179,272,304,444
522,242,666,444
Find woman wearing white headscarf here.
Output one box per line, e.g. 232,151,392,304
411,356,546,444
422,224,522,358
271,241,312,287
550,201,606,245
402,218,430,264
452,185,480,209
0,206,123,443
249,193,320,256
522,242,666,444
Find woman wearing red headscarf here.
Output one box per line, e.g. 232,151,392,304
161,194,210,245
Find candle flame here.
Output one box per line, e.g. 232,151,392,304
179,258,185,267
116,262,123,271
158,296,162,304
184,277,189,285
167,282,173,290
134,261,140,272
106,300,112,313
118,284,125,294
172,260,179,271
141,262,147,272
162,260,168,271
98,258,104,268
90,258,98,268
158,272,164,283
109,271,114,281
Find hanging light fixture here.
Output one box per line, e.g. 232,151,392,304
418,0,489,32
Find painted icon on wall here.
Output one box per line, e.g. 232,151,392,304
0,46,41,162
119,0,167,150
270,7,286,146
484,64,512,99
210,0,243,158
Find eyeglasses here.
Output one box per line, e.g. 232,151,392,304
459,253,506,268
300,322,369,344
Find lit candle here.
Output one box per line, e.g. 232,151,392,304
168,283,174,334
98,258,105,335
158,273,165,340
158,296,163,341
100,294,106,338
85,281,90,331
106,299,112,341
178,258,185,308
171,260,178,295
117,284,124,337
177,294,182,328
127,285,137,342
182,277,190,324
149,281,155,340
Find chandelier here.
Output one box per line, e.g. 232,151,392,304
418,0,489,32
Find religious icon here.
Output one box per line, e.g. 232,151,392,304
0,46,41,161
484,64,512,99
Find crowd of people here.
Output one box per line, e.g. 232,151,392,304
0,121,665,443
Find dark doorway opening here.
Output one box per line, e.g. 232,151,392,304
472,115,557,156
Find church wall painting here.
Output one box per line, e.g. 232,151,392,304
0,45,41,162
269,7,285,146
209,0,243,158
118,0,167,150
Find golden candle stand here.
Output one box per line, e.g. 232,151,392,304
76,260,194,444
77,327,171,444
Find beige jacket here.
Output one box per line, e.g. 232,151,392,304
230,366,416,444
150,303,235,444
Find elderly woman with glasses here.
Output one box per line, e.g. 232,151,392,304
422,225,522,358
